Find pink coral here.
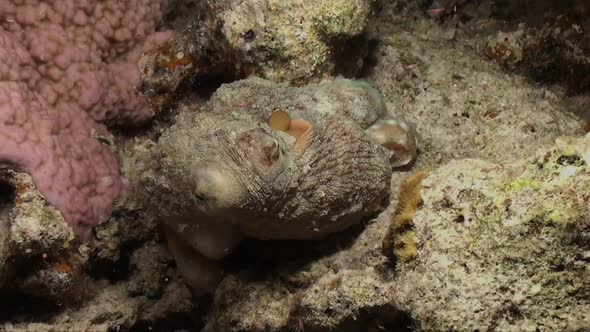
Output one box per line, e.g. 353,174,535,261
0,1,171,240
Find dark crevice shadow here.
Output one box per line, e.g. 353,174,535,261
0,180,15,221
0,290,64,324
221,220,370,276
358,37,381,79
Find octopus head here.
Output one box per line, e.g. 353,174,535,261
188,125,291,215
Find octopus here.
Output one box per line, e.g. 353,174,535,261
132,77,418,293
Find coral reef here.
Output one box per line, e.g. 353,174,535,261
127,76,417,294
0,0,589,331
395,134,590,331
0,1,172,239
0,1,172,124
0,3,193,329
138,0,377,111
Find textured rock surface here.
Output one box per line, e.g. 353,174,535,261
0,171,99,308
138,0,377,110
366,17,584,166
204,215,405,332
0,169,193,331
212,0,375,81
395,134,590,331
1,279,193,332
485,13,590,94
0,170,75,290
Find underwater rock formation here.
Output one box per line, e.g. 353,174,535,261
1,1,588,330
1,279,193,332
138,0,377,111
0,1,171,239
127,77,417,294
485,13,590,94
0,168,193,330
395,134,590,331
365,30,584,166
0,170,100,307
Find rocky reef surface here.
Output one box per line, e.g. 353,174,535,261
394,134,590,332
0,0,589,331
138,0,378,111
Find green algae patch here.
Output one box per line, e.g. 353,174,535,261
507,178,541,192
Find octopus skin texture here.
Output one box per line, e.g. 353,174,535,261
134,77,418,293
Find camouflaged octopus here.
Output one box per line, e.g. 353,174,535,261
134,77,417,293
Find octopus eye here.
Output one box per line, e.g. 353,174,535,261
238,128,283,166
262,139,281,161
